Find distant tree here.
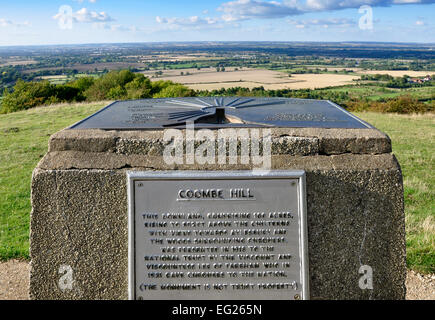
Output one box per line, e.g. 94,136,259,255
107,85,127,100
68,77,95,98
387,95,428,113
54,84,81,102
125,74,152,99
84,70,135,101
153,84,195,98
1,80,55,113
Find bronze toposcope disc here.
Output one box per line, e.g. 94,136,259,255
69,97,372,130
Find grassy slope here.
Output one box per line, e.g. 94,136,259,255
324,85,435,102
354,112,435,273
0,102,107,260
0,103,433,273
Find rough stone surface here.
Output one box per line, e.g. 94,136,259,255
37,151,400,172
30,126,405,300
30,170,128,300
48,128,391,155
306,169,405,299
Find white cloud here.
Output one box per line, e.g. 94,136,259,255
288,17,355,28
73,8,113,23
156,15,219,26
394,0,421,3
93,21,143,33
53,8,114,24
415,20,425,25
218,0,303,21
0,18,30,27
108,24,137,32
0,18,12,27
217,0,435,21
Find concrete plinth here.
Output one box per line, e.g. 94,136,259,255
30,126,405,300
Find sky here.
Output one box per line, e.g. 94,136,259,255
0,0,434,46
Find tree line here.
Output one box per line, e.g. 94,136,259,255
1,69,433,114
0,70,194,113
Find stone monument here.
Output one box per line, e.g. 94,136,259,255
30,97,405,300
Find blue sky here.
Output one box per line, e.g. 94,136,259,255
0,0,434,46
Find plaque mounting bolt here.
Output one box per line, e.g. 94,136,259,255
294,294,300,300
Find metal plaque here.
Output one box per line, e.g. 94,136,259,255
70,97,372,130
128,171,309,300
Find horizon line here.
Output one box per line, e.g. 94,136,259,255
1,40,435,49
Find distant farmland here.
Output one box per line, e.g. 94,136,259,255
143,67,360,90
31,66,435,90
143,66,435,91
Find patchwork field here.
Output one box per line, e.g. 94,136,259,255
141,66,233,77
312,68,435,77
34,73,100,85
0,59,36,67
361,70,435,77
145,67,359,90
134,52,222,62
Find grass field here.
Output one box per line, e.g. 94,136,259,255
0,103,433,273
35,73,100,85
0,102,107,260
354,112,435,274
325,85,435,103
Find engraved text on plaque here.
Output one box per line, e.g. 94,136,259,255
128,171,309,300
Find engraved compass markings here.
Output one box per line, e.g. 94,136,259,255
211,97,226,107
235,100,287,109
165,97,275,110
225,97,242,107
174,114,206,122
229,98,256,108
166,99,206,109
167,111,203,117
167,110,207,121
194,98,213,107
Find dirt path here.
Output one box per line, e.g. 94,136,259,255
0,260,29,300
0,260,433,300
405,270,435,300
